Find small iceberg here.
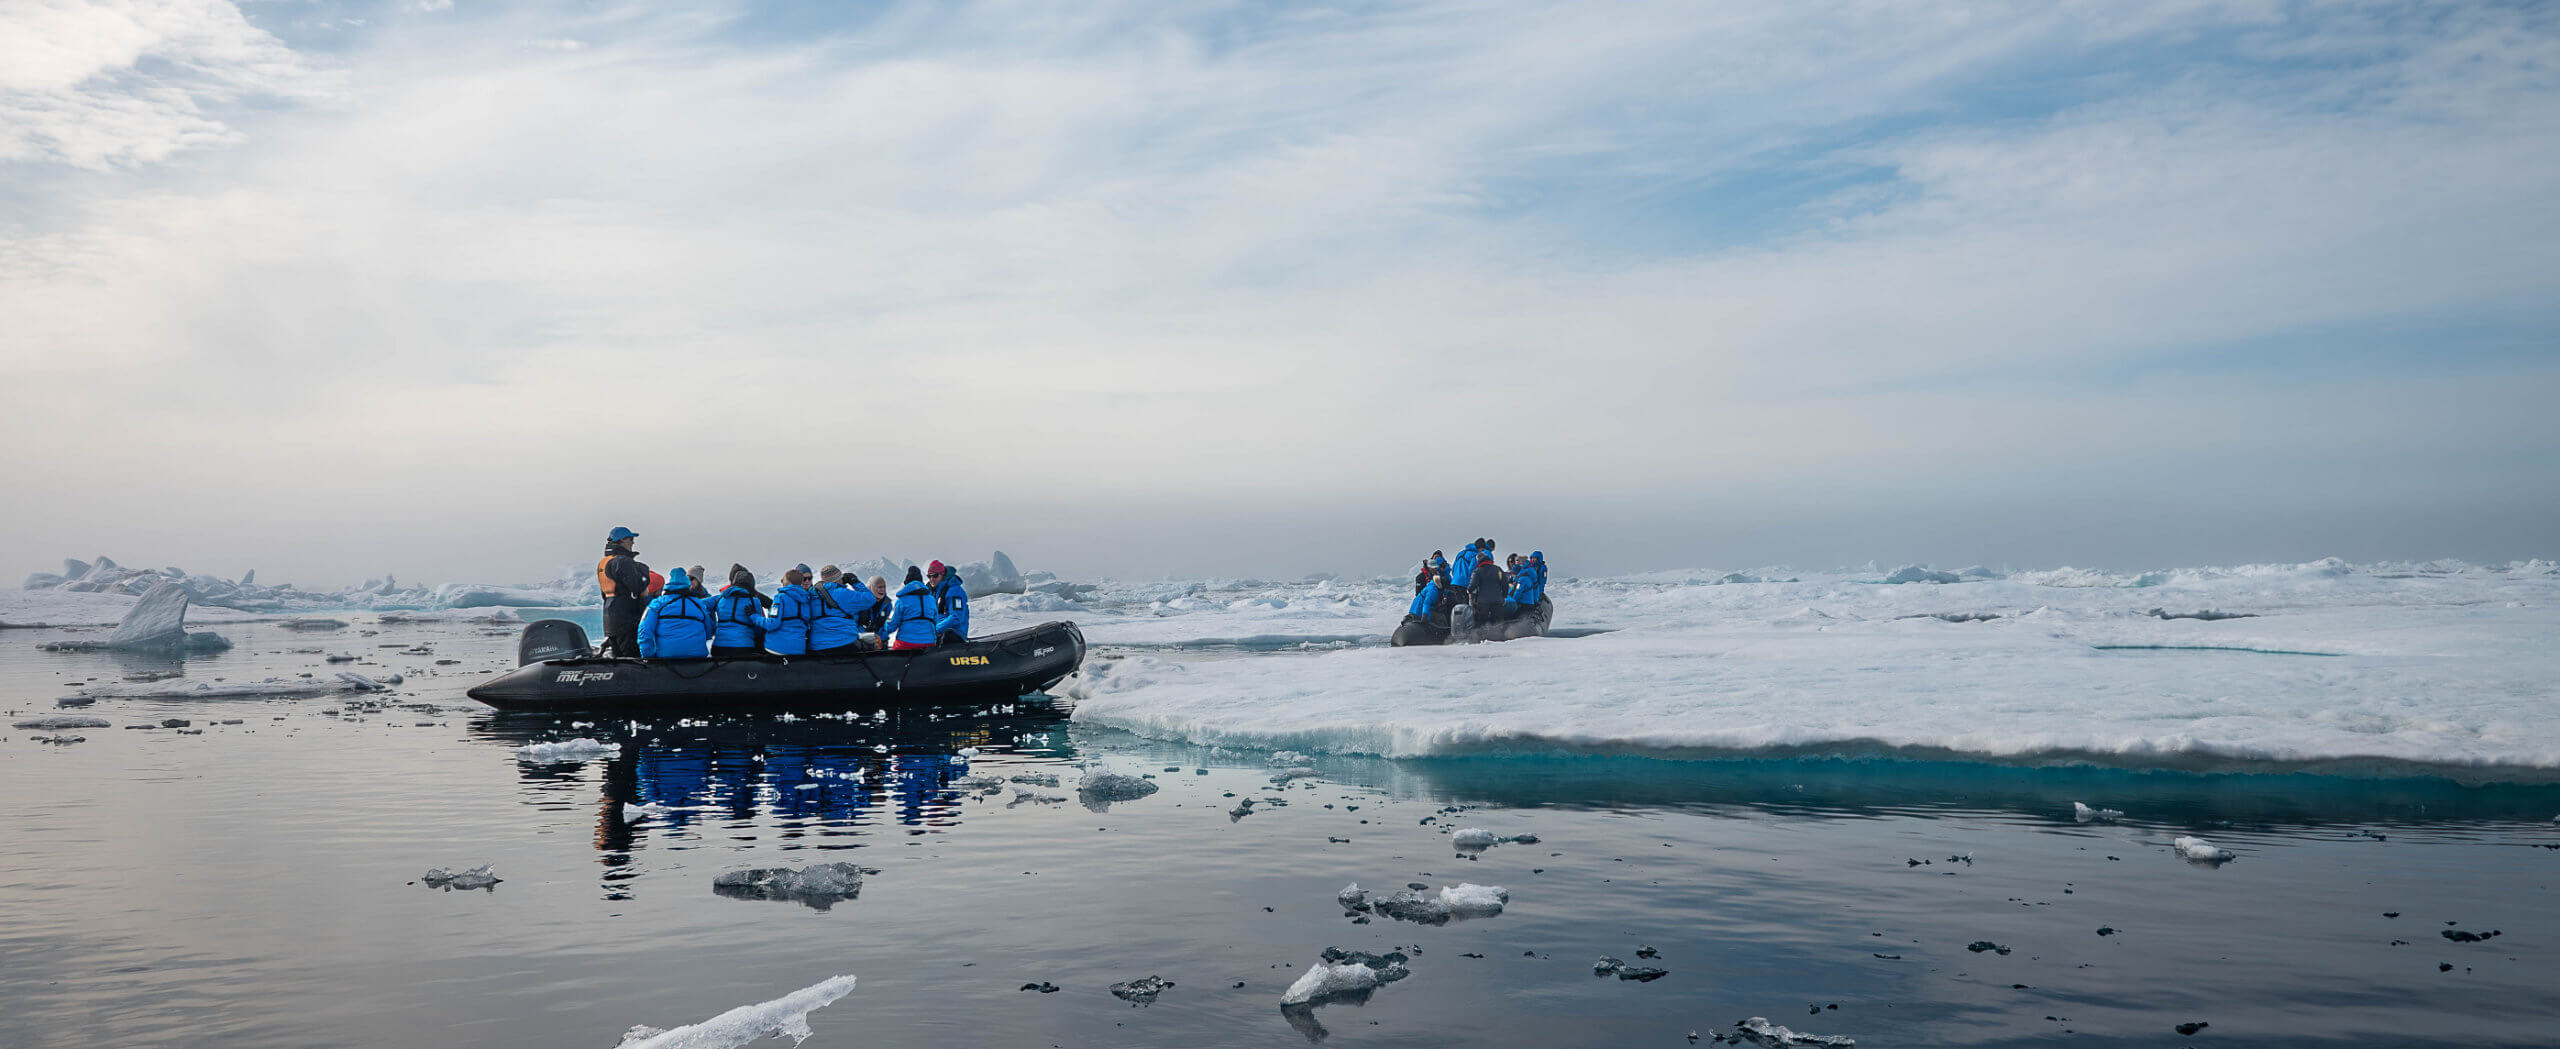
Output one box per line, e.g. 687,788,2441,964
516,738,620,762
2072,802,2123,823
1732,1016,1856,1047
1109,974,1173,1005
421,864,500,891
712,863,865,909
2173,836,2235,864
615,974,855,1049
1441,882,1509,917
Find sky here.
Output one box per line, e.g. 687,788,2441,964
1,0,2555,586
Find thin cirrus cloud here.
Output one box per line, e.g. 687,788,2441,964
0,0,2554,584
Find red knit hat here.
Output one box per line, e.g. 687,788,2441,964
927,560,948,574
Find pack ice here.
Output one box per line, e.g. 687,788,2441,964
1064,559,2560,775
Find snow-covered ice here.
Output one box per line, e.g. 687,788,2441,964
1449,828,1500,847
2073,802,2124,823
1058,559,2560,776
516,738,621,762
1440,882,1509,916
2173,836,2236,864
614,974,854,1049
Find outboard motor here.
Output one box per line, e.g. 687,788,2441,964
518,619,593,666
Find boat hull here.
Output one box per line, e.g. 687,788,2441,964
466,621,1085,712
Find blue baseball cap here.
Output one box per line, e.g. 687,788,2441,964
607,526,638,541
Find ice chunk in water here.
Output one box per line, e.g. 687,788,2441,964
1270,766,1321,782
1734,1016,1857,1047
1008,772,1060,787
421,864,500,890
615,974,855,1049
1077,768,1159,802
516,738,620,762
106,583,190,649
1449,828,1500,847
1282,963,1379,1005
712,863,865,908
1373,888,1452,925
1337,883,1372,911
13,716,110,729
1440,882,1509,917
1269,750,1312,765
623,803,673,824
2173,836,2235,864
1109,975,1173,1004
2073,802,2123,823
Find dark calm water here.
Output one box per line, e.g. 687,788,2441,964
4,618,2557,1048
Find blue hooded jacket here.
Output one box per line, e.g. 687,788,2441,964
638,570,715,658
1507,553,1547,607
712,585,766,649
1451,544,1483,587
810,581,872,651
1408,581,1443,617
929,576,969,640
761,583,819,655
886,578,940,646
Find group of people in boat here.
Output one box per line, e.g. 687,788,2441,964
1406,538,1547,629
594,526,970,660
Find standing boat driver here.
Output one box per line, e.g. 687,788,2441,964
1450,539,1484,589
1469,548,1508,624
925,559,971,644
595,526,650,656
711,565,770,657
637,567,716,659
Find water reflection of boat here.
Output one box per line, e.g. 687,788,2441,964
475,704,1076,855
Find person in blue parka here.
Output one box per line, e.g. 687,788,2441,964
810,568,876,655
761,565,820,655
1408,571,1448,622
711,565,770,657
924,559,969,643
886,565,939,650
1451,539,1483,588
1505,551,1547,619
637,567,716,659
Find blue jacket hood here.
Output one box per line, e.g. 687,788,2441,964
664,567,691,590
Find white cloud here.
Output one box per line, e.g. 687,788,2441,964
0,0,335,168
0,0,2553,580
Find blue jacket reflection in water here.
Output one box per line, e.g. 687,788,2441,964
762,582,820,655
637,568,716,658
810,581,873,652
1506,552,1547,615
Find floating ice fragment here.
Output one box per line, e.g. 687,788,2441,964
1008,773,1060,788
13,716,109,729
1733,1016,1856,1047
624,803,672,824
614,974,855,1049
1282,962,1379,1005
2172,836,2235,864
1449,828,1500,847
1373,888,1452,925
712,862,864,907
421,864,500,890
2072,802,2123,823
1008,789,1066,806
1270,766,1320,782
517,738,621,762
1077,769,1160,802
1109,975,1173,1004
1440,882,1508,917
1269,750,1312,766
1337,883,1371,911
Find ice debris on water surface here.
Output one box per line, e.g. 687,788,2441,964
516,738,620,762
2072,802,2122,823
1592,956,1668,982
1269,750,1312,766
1077,767,1160,803
2173,836,2235,864
1714,1016,1855,1047
421,865,500,890
1281,948,1411,1006
1441,882,1509,917
1109,975,1173,1004
1450,828,1500,847
615,974,855,1049
1008,772,1060,788
1270,766,1321,783
14,716,109,729
623,803,673,824
713,863,864,907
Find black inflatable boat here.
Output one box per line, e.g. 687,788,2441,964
466,619,1085,712
1391,597,1553,647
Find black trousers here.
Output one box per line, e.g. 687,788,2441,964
711,645,763,658
808,640,875,657
599,600,643,656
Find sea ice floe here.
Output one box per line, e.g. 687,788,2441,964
1282,962,1381,1005
1729,1015,1856,1047
1440,882,1509,917
712,862,864,906
421,865,500,890
2173,836,2236,864
1270,750,1313,765
516,738,620,762
13,716,110,729
615,974,855,1049
2073,802,2123,823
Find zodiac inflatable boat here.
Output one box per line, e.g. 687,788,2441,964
466,619,1085,712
